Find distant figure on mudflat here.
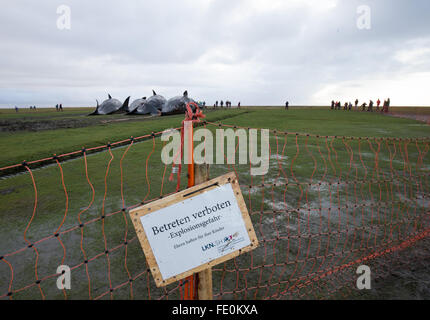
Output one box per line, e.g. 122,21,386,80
15,106,19,113
238,102,241,109
285,101,289,110
355,99,359,110
383,98,390,113
368,100,374,112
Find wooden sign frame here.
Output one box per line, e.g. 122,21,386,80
129,172,258,287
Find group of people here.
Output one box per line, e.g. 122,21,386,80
55,104,64,111
331,98,391,113
14,105,37,112
214,100,240,108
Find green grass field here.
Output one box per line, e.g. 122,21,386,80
0,107,429,300
0,107,428,169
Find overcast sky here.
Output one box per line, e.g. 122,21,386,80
0,0,429,108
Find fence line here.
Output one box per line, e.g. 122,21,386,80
0,120,429,300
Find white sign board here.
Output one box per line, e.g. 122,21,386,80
129,172,258,287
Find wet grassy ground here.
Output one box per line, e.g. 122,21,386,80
0,108,248,170
1,106,429,169
0,107,429,299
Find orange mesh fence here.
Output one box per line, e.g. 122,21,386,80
0,121,429,300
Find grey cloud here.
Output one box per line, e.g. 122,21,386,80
0,0,429,107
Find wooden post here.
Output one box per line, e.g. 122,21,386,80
184,120,195,300
195,163,213,300
184,120,212,300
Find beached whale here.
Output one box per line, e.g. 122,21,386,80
128,91,164,116
127,97,147,113
130,103,160,116
123,96,140,113
128,97,159,116
161,91,197,116
146,90,166,111
89,94,130,115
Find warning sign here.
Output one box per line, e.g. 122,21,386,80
129,172,258,287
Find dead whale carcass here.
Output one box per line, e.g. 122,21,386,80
161,91,197,116
127,97,147,113
89,94,130,115
146,90,166,111
123,96,139,113
130,102,160,116
129,90,164,116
